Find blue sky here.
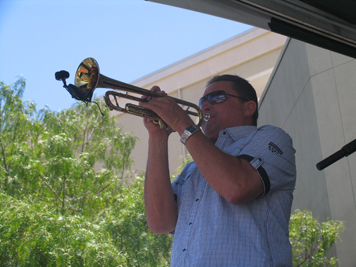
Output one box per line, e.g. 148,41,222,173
0,0,252,111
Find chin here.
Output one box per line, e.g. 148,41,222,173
202,129,218,143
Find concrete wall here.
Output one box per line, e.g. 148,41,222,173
259,38,356,266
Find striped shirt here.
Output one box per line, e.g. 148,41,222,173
171,125,296,266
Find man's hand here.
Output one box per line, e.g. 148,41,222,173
140,86,194,135
140,86,171,138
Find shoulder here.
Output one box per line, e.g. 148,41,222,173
257,125,288,134
255,125,293,142
255,125,296,166
241,125,296,160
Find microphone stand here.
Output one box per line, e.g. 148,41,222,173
316,138,356,170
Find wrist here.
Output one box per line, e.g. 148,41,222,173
180,124,201,145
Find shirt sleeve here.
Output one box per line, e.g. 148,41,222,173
237,126,296,196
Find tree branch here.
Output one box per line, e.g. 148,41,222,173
97,183,111,195
0,138,9,188
40,175,77,212
40,175,63,203
0,138,8,172
298,240,322,266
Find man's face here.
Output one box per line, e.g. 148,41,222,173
200,81,250,143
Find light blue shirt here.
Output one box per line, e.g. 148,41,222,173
171,125,296,266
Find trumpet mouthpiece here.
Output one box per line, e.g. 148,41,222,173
203,113,210,122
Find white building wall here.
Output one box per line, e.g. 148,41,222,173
259,38,356,266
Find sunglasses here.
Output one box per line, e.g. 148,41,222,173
199,90,248,108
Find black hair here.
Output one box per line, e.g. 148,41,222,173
207,74,258,126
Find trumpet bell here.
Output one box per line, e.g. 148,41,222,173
74,57,100,100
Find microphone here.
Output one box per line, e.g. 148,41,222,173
55,70,69,81
316,139,356,170
54,69,102,115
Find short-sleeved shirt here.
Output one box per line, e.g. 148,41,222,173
171,125,296,267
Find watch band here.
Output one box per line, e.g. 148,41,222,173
180,125,200,144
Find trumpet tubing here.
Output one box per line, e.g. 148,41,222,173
74,58,204,130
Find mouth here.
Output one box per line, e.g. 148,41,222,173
202,112,217,124
203,113,210,122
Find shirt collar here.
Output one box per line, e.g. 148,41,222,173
218,125,257,142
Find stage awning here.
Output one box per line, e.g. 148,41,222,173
148,0,356,58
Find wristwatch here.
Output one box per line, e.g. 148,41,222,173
180,125,200,144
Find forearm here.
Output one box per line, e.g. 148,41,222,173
181,130,263,204
144,134,178,234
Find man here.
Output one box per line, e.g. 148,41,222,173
141,74,296,266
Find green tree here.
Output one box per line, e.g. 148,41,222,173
0,175,172,266
289,209,344,266
0,78,172,266
0,78,137,215
0,76,37,193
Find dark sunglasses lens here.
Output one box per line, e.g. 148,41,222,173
199,91,227,107
210,94,226,104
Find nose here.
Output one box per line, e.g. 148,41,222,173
200,98,212,111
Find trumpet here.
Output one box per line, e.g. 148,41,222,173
56,58,207,130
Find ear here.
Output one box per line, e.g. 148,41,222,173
244,101,257,118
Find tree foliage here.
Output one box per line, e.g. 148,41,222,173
0,176,172,266
0,78,172,266
0,77,137,215
289,209,344,266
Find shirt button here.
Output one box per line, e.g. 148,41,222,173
195,198,199,202
183,249,186,252
189,222,192,225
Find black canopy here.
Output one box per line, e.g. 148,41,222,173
148,0,356,58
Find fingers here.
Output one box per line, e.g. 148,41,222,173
140,85,191,132
151,85,161,93
140,86,166,108
140,86,166,132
